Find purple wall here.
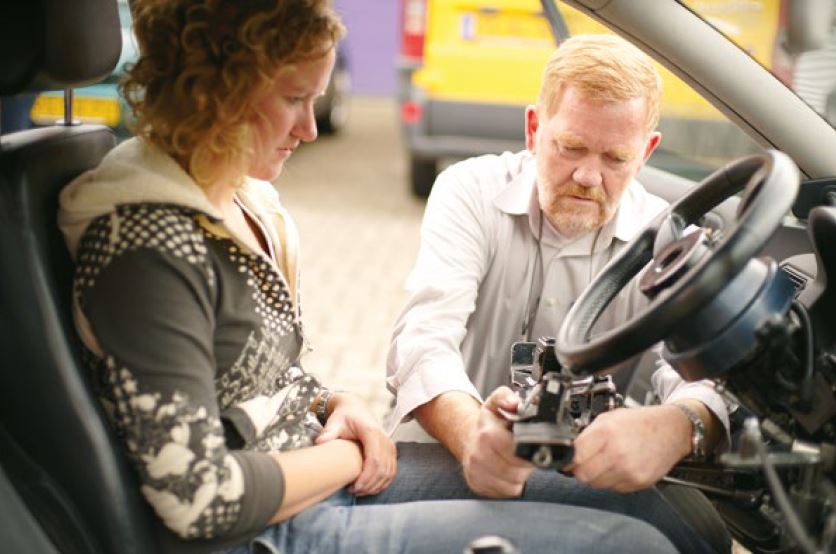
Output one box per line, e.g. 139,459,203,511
335,0,399,95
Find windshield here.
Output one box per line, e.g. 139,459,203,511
684,0,836,127
558,0,836,180
681,0,836,133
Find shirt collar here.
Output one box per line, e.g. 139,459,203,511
492,151,648,256
553,184,648,256
492,150,537,216
610,182,648,242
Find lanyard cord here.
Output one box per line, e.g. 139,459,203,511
521,214,545,341
521,213,604,342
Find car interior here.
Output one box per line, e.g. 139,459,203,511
553,3,836,553
0,1,227,553
571,0,832,417
2,0,836,553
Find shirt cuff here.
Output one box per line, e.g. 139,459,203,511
385,362,482,434
664,382,732,453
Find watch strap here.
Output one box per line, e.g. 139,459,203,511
315,388,334,425
672,403,706,459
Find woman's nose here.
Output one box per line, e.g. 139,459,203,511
294,103,318,142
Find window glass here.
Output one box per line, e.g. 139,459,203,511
686,0,836,126
671,0,836,178
560,2,765,180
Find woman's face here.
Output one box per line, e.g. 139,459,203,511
248,48,336,182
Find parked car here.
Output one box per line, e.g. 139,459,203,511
29,0,350,138
28,0,136,137
397,0,789,196
315,47,352,135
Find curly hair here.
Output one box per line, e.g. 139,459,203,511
122,0,345,187
537,34,662,135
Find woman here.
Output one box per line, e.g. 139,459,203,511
58,1,679,552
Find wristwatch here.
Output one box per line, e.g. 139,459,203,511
673,403,706,460
315,388,335,425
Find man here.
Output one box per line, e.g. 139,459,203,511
386,34,732,552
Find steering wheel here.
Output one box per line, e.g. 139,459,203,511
555,150,800,376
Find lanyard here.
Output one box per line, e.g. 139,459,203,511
521,213,603,342
521,215,545,341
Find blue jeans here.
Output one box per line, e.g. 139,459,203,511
376,443,717,553
229,488,675,554
221,442,702,554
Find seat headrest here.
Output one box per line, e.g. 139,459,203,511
0,0,122,95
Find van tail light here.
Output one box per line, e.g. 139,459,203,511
401,0,427,62
401,101,423,124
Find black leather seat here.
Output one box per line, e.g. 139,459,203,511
0,1,177,553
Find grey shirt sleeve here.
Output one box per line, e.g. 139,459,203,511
82,246,284,540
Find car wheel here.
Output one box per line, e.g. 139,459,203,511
410,157,437,198
317,64,350,135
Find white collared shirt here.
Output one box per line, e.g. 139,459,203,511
385,150,730,444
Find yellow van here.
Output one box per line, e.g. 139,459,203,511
398,0,782,196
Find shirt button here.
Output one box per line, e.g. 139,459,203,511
544,297,556,307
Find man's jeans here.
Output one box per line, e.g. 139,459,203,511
380,443,718,552
221,442,714,554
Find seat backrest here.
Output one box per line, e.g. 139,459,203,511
0,1,164,552
0,126,165,554
0,443,60,554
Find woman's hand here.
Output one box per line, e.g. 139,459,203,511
315,392,397,496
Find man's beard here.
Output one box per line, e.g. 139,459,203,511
540,182,614,238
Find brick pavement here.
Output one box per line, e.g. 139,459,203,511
277,96,426,422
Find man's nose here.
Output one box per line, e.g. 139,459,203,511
571,159,603,188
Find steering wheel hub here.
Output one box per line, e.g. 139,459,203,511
639,229,708,298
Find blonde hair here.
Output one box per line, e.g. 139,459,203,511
122,0,345,188
537,34,662,134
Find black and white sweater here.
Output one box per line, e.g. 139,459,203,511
59,138,322,544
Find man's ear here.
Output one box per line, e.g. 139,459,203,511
642,131,662,163
525,105,539,152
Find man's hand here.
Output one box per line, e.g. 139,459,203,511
315,393,397,496
567,405,692,492
460,386,535,498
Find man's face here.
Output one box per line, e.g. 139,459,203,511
526,85,660,238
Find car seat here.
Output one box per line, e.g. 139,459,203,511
0,1,229,553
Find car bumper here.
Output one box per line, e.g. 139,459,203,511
400,96,526,160
30,84,131,136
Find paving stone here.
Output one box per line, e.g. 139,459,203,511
277,96,424,423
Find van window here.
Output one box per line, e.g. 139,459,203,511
398,0,773,194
